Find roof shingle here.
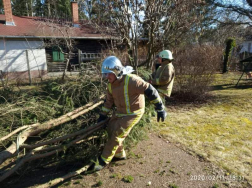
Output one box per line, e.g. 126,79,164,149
0,15,106,39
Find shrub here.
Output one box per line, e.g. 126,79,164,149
223,38,236,73
173,45,223,101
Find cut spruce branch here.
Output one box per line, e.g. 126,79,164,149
30,135,103,154
0,94,104,142
0,119,109,182
20,119,108,150
0,95,105,165
0,123,40,143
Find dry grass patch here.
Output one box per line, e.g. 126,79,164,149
154,73,252,184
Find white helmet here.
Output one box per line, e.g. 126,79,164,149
158,50,173,60
101,56,124,79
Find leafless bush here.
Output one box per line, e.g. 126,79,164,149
228,54,241,72
101,48,129,66
173,45,223,101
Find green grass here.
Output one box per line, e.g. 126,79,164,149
122,175,134,183
212,183,219,188
110,174,117,178
169,183,178,188
97,180,103,186
154,73,252,184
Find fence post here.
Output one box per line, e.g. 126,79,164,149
0,70,5,88
26,50,32,85
78,49,81,69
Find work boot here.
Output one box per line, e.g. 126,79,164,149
87,156,107,172
113,151,127,162
112,156,127,162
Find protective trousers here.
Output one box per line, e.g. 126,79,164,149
101,112,143,164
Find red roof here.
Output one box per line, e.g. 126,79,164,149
0,14,107,39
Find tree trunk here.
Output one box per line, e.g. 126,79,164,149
62,58,70,81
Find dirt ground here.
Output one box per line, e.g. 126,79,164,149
2,133,251,188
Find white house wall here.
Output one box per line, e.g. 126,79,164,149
240,41,252,53
0,39,47,78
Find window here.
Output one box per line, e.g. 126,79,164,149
52,46,64,62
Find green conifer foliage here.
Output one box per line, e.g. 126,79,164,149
223,38,236,73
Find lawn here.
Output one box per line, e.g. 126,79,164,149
155,72,252,184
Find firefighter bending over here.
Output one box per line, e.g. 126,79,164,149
150,50,175,98
88,56,167,172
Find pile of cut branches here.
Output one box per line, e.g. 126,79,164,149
0,98,108,182
0,76,109,184
0,73,155,187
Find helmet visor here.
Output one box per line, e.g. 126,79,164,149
102,72,116,79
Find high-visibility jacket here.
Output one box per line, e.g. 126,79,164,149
100,73,163,164
101,74,150,116
151,60,175,97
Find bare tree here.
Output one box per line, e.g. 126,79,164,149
208,0,252,25
204,0,252,63
82,0,208,71
142,0,207,68
35,17,76,80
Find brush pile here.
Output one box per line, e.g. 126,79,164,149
0,72,155,186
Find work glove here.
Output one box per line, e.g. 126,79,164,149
157,110,167,122
97,114,108,123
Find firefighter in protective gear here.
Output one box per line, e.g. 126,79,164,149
151,50,175,98
89,56,166,172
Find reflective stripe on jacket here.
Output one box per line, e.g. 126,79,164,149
101,74,149,116
152,60,175,97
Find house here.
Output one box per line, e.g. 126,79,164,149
239,35,252,60
0,0,111,80
239,40,252,59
